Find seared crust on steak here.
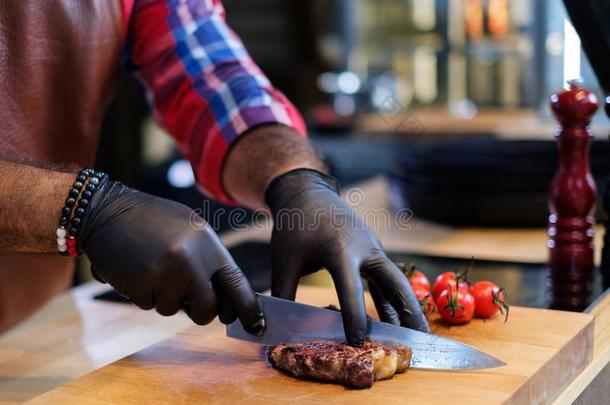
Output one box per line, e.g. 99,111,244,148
267,340,412,389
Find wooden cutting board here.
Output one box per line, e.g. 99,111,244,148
28,286,594,405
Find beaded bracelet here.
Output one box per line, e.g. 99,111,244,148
56,168,92,256
56,168,107,257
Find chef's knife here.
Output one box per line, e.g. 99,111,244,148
227,294,505,370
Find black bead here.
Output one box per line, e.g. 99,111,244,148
65,198,76,207
95,172,105,178
59,216,69,226
82,190,92,199
62,207,72,216
74,208,85,217
69,188,80,198
86,183,97,191
78,198,89,207
73,181,83,189
71,217,81,226
76,175,87,182
68,227,78,236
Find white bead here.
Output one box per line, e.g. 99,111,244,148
57,244,67,252
57,237,66,246
56,228,67,238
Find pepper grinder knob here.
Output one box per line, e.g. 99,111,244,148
550,82,598,124
548,82,598,311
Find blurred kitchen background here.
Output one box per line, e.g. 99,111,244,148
96,0,610,239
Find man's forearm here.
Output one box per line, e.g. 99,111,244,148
222,125,325,209
0,160,74,253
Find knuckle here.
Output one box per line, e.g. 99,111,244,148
160,244,196,275
188,311,215,326
166,242,190,261
395,289,411,303
361,251,388,272
131,297,153,311
215,263,242,279
156,306,178,317
199,222,215,236
142,264,165,288
196,222,220,243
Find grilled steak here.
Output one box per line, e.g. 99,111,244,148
267,340,412,389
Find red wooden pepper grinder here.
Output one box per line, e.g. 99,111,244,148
548,83,598,311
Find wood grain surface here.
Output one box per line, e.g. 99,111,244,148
552,290,610,404
28,286,594,405
0,282,193,405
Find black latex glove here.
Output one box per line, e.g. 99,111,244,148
266,169,430,346
79,180,264,335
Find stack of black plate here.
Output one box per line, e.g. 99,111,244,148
392,138,610,227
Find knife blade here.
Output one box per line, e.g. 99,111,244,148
227,294,505,370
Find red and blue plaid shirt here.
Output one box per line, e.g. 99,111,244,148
120,0,306,204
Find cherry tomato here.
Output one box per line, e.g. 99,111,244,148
471,281,509,321
403,264,431,292
432,272,469,301
412,284,435,316
436,286,475,325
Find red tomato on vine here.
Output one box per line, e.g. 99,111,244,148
400,263,431,292
471,281,509,322
436,286,475,325
432,259,474,300
432,272,470,301
412,284,435,317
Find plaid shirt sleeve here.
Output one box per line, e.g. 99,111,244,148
123,0,307,204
